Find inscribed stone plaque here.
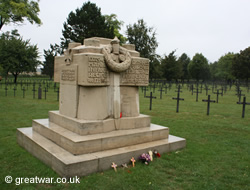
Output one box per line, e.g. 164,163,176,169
60,65,78,85
76,53,110,86
120,57,149,86
60,65,78,118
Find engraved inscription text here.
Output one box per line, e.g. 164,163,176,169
87,56,109,84
121,58,149,85
61,69,76,81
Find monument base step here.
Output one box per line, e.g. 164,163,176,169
49,111,151,136
17,127,186,178
32,119,169,155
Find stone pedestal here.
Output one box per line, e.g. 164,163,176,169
17,37,186,177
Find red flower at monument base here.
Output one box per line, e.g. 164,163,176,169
120,112,122,118
154,150,161,158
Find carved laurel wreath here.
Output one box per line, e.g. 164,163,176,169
102,44,132,73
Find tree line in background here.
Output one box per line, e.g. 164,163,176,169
0,1,249,82
0,0,41,81
158,50,250,82
0,30,39,83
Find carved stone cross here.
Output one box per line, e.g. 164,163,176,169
102,37,132,120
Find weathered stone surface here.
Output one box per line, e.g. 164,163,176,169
32,119,169,155
120,86,140,117
49,111,107,135
110,73,121,119
89,37,112,45
122,44,140,57
17,127,99,178
49,111,151,135
84,38,100,47
120,114,151,129
59,65,78,118
122,44,135,51
77,86,109,120
54,56,65,83
68,42,81,49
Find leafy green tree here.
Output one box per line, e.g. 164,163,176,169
178,53,190,81
149,55,163,79
0,30,40,82
0,64,3,79
0,0,41,30
126,19,159,78
161,51,182,81
104,14,126,43
41,44,61,80
209,61,219,81
215,53,235,81
232,47,250,81
126,19,157,59
188,53,210,81
61,1,114,49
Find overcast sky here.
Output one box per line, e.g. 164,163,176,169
2,0,250,63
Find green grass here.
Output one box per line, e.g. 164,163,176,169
0,83,250,190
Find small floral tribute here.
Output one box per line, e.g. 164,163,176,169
154,150,161,158
139,153,151,165
111,150,161,171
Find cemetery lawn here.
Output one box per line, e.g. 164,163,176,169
0,84,250,190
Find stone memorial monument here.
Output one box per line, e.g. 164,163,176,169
17,37,186,177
